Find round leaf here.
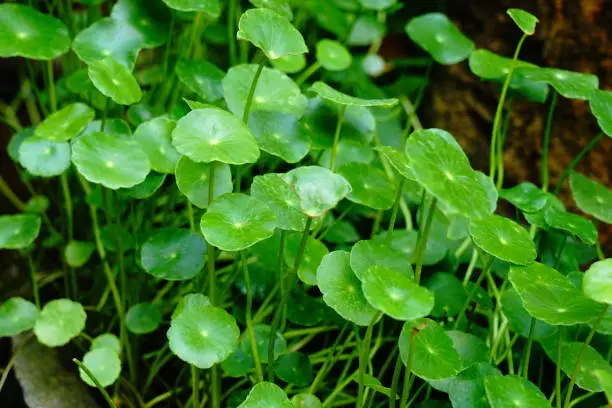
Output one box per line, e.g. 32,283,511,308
469,215,536,265
485,375,549,408
570,172,612,224
175,157,232,209
72,131,151,189
176,59,225,102
281,166,352,218
251,174,307,231
423,272,467,317
64,240,95,267
291,394,322,408
515,67,598,100
0,214,41,249
141,228,206,280
110,0,171,48
172,108,259,165
316,39,352,71
79,348,121,387
18,137,70,177
200,193,277,251
126,303,162,334
507,9,539,35
270,53,306,73
350,239,413,280
274,352,313,387
316,251,378,326
91,333,121,354
168,303,239,368
405,13,474,65
362,265,434,321
0,4,70,60
0,298,39,337
88,57,142,105
237,8,307,60
35,103,95,142
308,81,398,107
162,0,221,16
284,233,328,285
133,117,181,174
237,382,293,408
34,299,86,347
583,259,612,305
337,162,396,209
589,90,612,137
249,111,310,163
509,262,604,325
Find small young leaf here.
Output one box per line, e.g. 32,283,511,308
141,228,206,280
350,240,413,280
274,352,313,387
308,82,398,107
237,8,307,60
91,333,121,354
484,375,549,408
0,4,70,60
64,240,95,267
133,117,180,174
316,251,378,326
515,67,599,100
583,259,612,305
251,174,308,232
0,214,41,249
126,303,162,334
507,9,539,35
79,348,121,387
72,131,151,189
34,299,87,347
18,137,70,177
176,59,225,102
361,265,434,321
237,382,293,407
0,298,39,337
337,163,396,210
35,103,95,142
200,193,277,251
570,172,612,224
469,215,536,265
500,182,548,213
316,39,352,71
88,57,142,105
291,393,322,408
589,89,612,137
175,157,232,208
405,13,474,65
162,0,221,16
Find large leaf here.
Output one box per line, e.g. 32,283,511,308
316,39,352,71
500,182,548,213
18,137,70,177
469,215,536,265
0,297,39,337
350,239,413,280
251,174,307,231
570,172,612,224
133,117,180,174
35,103,95,142
0,214,41,249
543,206,597,246
126,303,162,334
88,57,142,105
423,272,467,318
248,110,310,163
500,288,557,340
141,228,206,280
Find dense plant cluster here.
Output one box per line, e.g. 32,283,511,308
0,1,611,408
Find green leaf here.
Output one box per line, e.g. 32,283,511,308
72,131,151,189
316,251,378,325
88,57,142,105
175,157,232,209
515,67,599,100
359,0,395,10
316,39,352,71
500,288,557,340
249,111,310,163
222,64,307,120
0,214,41,249
308,82,398,107
274,352,313,387
362,265,434,321
543,206,597,246
18,137,70,177
64,240,95,268
35,103,95,142
399,318,463,380
110,0,171,48
594,370,612,404
249,0,293,20
172,293,211,319
163,0,220,16
0,4,70,60
79,348,121,387
72,18,141,69
486,375,549,407
448,363,502,408
281,166,352,218
7,127,34,162
176,59,225,102
507,9,539,35
133,117,180,174
237,382,293,407
251,174,307,231
25,196,51,215
291,394,322,408
447,331,490,369
373,229,447,266
240,324,286,363
0,298,39,337
469,215,536,265
570,172,612,224
91,333,121,354
284,232,328,285
509,262,604,325
405,128,496,220
337,163,396,210
469,49,535,80
350,239,413,280
589,89,612,137
500,182,548,213
168,302,239,368
405,12,474,65
270,54,306,74
141,228,206,280
201,193,277,251
319,140,375,168
347,15,385,46
583,259,612,305
375,145,416,180
172,108,260,165
122,171,166,199
34,299,86,347
423,272,467,318
237,8,307,60
126,303,162,334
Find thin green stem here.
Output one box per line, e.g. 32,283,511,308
389,352,403,408
295,62,321,86
46,59,57,112
399,329,416,407
206,163,220,408
316,203,353,241
60,173,77,298
386,179,405,242
162,12,175,76
329,105,347,171
495,97,514,189
227,0,237,66
490,34,528,180
555,328,563,408
73,359,117,408
454,256,493,329
413,197,437,284
191,365,199,408
0,334,33,393
242,59,266,123
243,251,264,383
541,90,558,192
0,176,26,212
522,318,536,378
356,313,380,408
563,305,609,408
26,252,40,308
267,230,287,381
553,132,603,195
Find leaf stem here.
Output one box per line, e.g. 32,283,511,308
242,59,266,123
227,0,237,66
329,105,347,171
454,256,493,329
242,251,264,383
60,172,77,298
399,328,416,407
206,163,220,408
0,176,26,212
356,313,380,408
386,179,405,242
555,327,563,408
73,358,118,408
541,90,558,192
46,59,57,112
521,317,536,378
553,132,603,195
191,365,199,408
26,252,40,308
295,62,321,86
267,230,286,381
413,197,437,284
389,352,403,408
